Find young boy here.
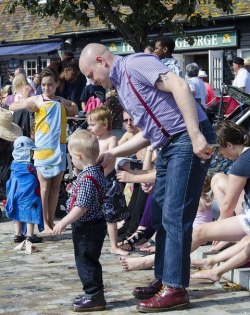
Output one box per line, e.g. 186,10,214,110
87,107,129,256
53,129,107,312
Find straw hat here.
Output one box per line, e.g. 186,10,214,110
0,109,23,142
198,70,208,78
244,58,250,66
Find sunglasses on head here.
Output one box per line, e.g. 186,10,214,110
123,118,133,123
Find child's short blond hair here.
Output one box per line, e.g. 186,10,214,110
68,129,99,163
87,107,113,130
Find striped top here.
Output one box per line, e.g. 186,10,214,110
110,53,207,148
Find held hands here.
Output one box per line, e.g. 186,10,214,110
141,183,154,194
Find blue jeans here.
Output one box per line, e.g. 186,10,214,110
72,218,107,296
152,120,215,288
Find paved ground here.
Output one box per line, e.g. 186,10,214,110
0,209,250,315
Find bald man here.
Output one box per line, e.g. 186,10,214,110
79,43,215,313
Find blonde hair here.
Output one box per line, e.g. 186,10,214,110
87,106,113,130
12,74,28,94
68,129,99,163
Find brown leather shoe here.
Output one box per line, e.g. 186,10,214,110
132,279,163,299
136,286,189,313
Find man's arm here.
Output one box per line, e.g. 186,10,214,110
155,71,211,159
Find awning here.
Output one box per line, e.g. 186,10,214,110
0,42,62,56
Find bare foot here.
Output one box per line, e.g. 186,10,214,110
191,258,213,270
43,224,53,235
191,269,220,282
111,247,129,256
119,255,154,271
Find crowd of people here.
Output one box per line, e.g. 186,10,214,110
0,37,250,313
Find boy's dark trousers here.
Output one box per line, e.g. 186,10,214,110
72,218,107,296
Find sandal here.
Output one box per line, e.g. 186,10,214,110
126,229,148,247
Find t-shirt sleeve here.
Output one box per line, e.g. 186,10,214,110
74,179,98,210
237,71,248,88
126,54,171,87
229,151,250,177
80,85,90,102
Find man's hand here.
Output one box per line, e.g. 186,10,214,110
191,132,212,161
97,152,116,169
141,183,154,194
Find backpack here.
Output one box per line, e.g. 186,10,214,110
85,96,101,113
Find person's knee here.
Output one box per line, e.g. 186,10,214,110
211,173,228,191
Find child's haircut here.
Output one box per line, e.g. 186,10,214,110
87,107,113,130
40,67,60,83
68,129,99,162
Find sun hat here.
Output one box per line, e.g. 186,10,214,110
0,109,22,142
13,136,38,162
198,70,208,78
244,58,250,66
233,57,244,66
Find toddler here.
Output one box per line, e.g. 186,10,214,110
87,107,129,255
6,136,43,243
53,130,107,312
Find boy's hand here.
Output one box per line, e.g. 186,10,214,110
52,221,66,235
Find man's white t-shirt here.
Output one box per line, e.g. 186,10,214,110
233,68,250,93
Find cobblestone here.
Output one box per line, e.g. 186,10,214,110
0,211,250,315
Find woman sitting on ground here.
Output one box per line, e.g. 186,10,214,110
191,120,250,254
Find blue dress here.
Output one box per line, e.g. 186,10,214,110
5,161,44,233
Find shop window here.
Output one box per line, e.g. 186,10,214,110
240,49,250,59
24,59,50,77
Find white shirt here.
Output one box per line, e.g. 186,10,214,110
233,67,250,93
187,77,207,107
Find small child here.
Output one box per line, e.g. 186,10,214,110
53,130,107,312
193,173,213,228
6,136,43,243
87,107,129,255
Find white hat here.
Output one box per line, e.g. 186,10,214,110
198,70,207,78
0,109,22,142
13,136,38,162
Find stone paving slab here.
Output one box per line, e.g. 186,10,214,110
0,211,250,315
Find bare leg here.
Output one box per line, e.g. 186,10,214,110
192,236,250,269
14,221,22,235
37,169,52,234
211,173,244,216
192,236,250,281
108,222,129,255
119,254,155,271
26,223,35,237
47,172,64,228
191,216,246,252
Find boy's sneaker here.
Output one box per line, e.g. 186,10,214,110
72,293,106,312
26,234,43,243
14,234,26,243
